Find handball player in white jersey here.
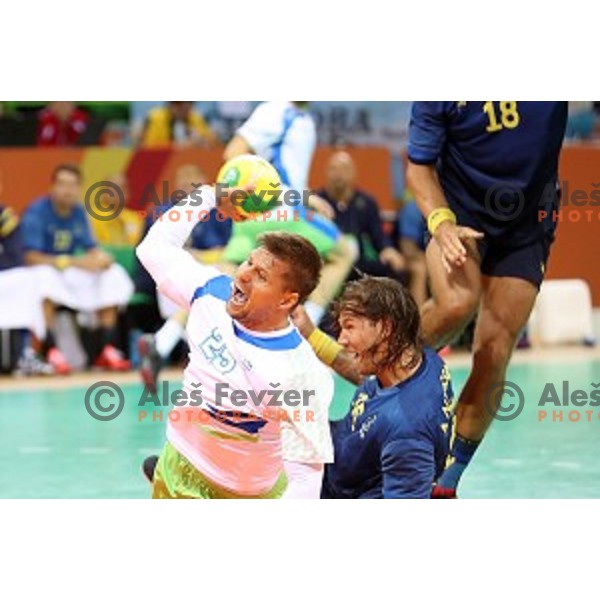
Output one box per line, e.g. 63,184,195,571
137,185,333,499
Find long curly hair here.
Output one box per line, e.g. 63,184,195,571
331,275,423,371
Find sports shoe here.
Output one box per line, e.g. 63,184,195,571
94,344,132,371
431,484,458,499
137,334,161,394
142,454,159,484
46,346,72,375
14,348,55,376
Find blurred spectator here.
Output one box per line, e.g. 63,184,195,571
91,173,143,246
0,204,22,271
212,101,254,142
317,151,405,280
565,101,595,141
134,102,217,148
37,102,89,146
397,200,428,307
21,164,134,373
0,190,71,375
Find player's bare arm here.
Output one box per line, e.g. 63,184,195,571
291,305,363,386
223,135,254,161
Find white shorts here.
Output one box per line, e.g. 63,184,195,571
0,265,70,338
57,264,133,312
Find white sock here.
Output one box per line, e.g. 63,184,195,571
155,318,185,358
304,301,325,325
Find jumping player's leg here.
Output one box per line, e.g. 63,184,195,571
459,275,538,435
435,276,539,496
420,238,482,348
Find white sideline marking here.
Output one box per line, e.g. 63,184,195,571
19,446,51,454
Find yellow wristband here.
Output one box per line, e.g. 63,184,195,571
307,328,343,366
427,208,457,235
55,255,70,270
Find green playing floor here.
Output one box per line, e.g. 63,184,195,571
1,358,599,498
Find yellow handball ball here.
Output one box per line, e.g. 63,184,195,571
216,154,282,216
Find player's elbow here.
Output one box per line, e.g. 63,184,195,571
405,161,421,192
406,161,434,193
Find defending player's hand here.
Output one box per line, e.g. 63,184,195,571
433,220,483,272
291,305,316,339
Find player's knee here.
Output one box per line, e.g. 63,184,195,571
473,327,514,367
443,294,477,328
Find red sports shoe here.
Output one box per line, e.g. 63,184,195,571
431,484,458,499
94,345,132,371
46,347,72,375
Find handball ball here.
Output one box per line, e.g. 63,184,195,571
216,154,282,215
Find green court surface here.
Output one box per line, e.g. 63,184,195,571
1,357,599,498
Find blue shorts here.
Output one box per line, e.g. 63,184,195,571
477,232,555,288
450,199,558,288
426,216,557,288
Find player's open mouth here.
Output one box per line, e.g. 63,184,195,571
230,283,249,307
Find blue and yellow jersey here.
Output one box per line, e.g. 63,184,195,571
0,205,24,270
408,101,567,245
21,196,96,256
323,348,455,499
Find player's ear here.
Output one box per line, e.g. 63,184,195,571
280,291,300,312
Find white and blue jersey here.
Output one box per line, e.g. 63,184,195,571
137,189,334,495
237,101,316,192
229,102,340,256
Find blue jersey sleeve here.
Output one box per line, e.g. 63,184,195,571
0,207,24,269
381,436,436,499
20,205,47,252
398,201,427,249
407,102,449,165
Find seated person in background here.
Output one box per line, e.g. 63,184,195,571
134,101,217,148
0,198,76,375
294,276,455,499
21,164,134,373
37,102,89,147
0,203,52,374
397,199,428,307
317,151,405,280
135,164,233,391
90,173,143,246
